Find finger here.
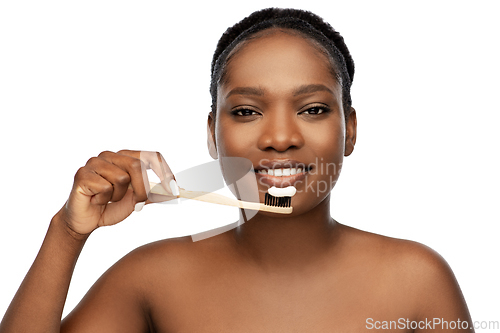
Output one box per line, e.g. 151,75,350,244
134,201,146,212
97,151,149,203
118,150,179,199
144,151,179,202
151,152,179,196
85,156,131,203
74,166,115,206
117,150,172,182
154,151,172,186
147,193,179,204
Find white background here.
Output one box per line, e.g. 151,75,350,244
1,0,499,327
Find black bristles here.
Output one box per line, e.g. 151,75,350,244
265,193,291,208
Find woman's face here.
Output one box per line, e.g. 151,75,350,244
209,30,356,216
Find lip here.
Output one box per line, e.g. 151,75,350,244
253,159,312,188
253,159,312,171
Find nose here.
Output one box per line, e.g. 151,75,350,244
257,109,305,152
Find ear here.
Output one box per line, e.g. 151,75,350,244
207,112,218,160
344,107,357,156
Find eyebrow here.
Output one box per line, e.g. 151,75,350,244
225,84,334,99
292,84,334,96
225,87,265,99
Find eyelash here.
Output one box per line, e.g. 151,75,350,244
231,108,259,117
231,105,330,117
300,106,330,115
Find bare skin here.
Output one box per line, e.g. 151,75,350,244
0,30,473,332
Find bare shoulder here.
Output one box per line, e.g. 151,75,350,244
113,233,229,284
337,223,472,326
338,223,453,277
61,234,227,332
120,235,196,268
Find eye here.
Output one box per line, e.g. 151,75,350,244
300,106,330,115
231,108,260,116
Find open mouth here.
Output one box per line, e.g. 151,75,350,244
253,159,312,175
254,167,310,176
253,160,312,187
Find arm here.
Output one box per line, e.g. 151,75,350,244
412,245,474,333
0,150,176,333
0,213,87,332
60,243,153,333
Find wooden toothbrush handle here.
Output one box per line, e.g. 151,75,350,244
147,182,292,214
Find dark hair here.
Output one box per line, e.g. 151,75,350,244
210,7,355,120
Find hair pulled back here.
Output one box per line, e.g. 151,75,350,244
210,7,355,119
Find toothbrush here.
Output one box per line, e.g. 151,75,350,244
148,182,295,214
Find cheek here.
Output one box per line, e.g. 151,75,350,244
305,119,345,156
215,118,256,157
304,120,345,183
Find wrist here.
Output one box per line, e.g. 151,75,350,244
51,208,91,243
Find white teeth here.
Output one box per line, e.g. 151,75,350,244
257,168,307,177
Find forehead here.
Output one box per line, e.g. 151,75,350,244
219,31,341,98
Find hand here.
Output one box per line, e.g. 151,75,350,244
55,150,178,237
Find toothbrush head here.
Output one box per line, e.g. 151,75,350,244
264,186,297,208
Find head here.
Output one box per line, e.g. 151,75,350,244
210,8,354,123
207,8,357,215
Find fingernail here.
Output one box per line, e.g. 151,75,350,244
169,179,180,196
134,202,145,212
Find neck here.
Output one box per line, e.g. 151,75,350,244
230,194,339,273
